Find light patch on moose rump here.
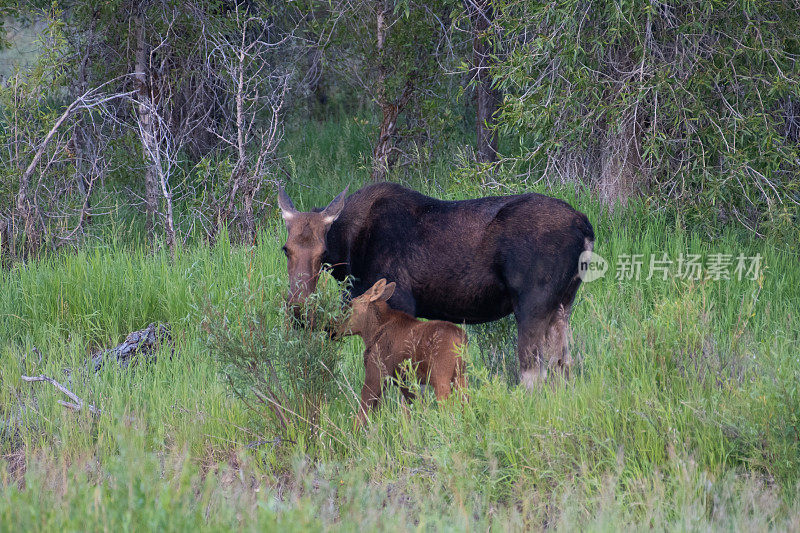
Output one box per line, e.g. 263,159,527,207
578,250,608,282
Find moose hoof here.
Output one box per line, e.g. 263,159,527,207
520,367,548,391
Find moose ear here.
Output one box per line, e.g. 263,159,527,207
277,186,298,222
377,282,396,302
321,185,348,225
367,278,387,301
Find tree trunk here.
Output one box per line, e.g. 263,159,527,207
243,186,256,245
371,101,401,182
14,174,41,258
219,50,252,242
0,215,11,266
370,0,413,182
305,39,326,113
303,6,327,114
156,163,177,256
471,0,500,163
72,24,94,226
12,71,93,257
134,12,159,240
371,0,391,182
785,95,799,143
598,115,641,207
10,73,43,257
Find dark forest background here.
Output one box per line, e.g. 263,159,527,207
0,0,797,261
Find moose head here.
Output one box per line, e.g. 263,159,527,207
344,278,396,337
277,186,348,315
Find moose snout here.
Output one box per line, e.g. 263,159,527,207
286,286,308,318
286,274,319,324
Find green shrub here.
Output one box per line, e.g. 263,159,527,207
201,272,349,444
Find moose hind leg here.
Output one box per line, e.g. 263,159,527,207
516,315,550,391
545,304,573,380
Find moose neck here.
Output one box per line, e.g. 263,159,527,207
321,209,350,276
357,301,393,348
321,186,385,279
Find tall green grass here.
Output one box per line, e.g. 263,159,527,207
1,117,799,530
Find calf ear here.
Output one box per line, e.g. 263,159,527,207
367,278,387,301
322,185,348,225
278,186,298,222
377,282,396,302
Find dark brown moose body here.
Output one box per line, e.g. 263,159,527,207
343,279,467,425
278,182,594,389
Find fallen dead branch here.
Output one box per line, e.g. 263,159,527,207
19,324,171,417
20,374,101,415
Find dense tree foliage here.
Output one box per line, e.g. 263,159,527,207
0,0,797,259
491,0,799,230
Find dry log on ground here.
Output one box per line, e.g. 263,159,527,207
19,324,171,416
91,322,172,371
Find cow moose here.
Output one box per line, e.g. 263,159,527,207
342,278,468,425
277,182,594,389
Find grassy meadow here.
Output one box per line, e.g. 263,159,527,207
1,117,799,531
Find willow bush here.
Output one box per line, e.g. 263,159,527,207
201,272,349,443
491,0,799,234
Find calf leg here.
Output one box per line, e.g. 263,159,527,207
451,356,469,404
398,385,416,404
429,349,455,401
356,355,384,427
431,379,452,401
453,356,468,391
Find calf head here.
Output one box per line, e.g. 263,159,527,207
345,279,396,337
278,186,348,314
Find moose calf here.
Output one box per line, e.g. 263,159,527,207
343,279,467,425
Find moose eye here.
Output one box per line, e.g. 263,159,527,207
281,245,289,256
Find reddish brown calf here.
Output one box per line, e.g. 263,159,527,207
343,279,467,426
